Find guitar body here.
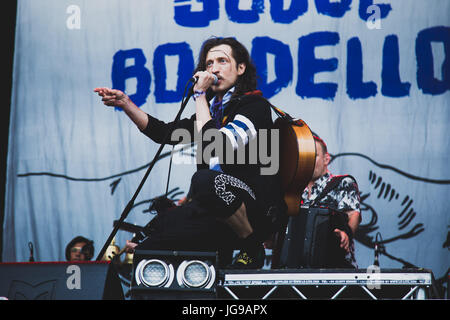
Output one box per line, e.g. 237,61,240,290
274,117,316,216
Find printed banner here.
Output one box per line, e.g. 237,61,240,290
4,0,449,280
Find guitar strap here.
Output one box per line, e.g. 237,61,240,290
308,174,357,240
264,99,295,122
226,91,294,123
310,175,356,208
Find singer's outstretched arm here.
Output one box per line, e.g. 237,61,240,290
94,87,149,131
94,86,197,146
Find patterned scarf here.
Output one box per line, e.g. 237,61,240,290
209,88,263,128
209,87,235,128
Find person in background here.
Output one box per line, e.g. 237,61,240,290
65,236,94,262
302,135,361,267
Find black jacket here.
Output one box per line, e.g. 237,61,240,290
141,93,286,219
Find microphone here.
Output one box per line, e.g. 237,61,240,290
373,242,379,267
373,232,382,267
81,241,94,260
191,74,218,85
28,242,34,262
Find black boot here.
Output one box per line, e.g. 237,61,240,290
229,233,266,269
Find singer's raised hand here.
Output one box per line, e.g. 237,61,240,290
93,87,149,130
193,71,217,93
94,87,129,109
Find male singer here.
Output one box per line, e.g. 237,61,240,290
95,37,285,268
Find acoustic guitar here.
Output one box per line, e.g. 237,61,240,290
270,114,316,268
273,116,316,216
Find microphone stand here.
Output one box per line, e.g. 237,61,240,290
378,245,418,269
373,232,418,269
96,83,195,261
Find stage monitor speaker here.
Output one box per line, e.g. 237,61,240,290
130,250,218,300
0,261,124,300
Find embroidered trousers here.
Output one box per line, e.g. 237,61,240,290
135,170,264,265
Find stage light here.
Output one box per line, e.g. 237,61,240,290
135,259,174,288
177,260,215,289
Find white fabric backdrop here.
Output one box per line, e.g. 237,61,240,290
3,0,449,279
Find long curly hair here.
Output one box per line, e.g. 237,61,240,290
194,37,258,99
